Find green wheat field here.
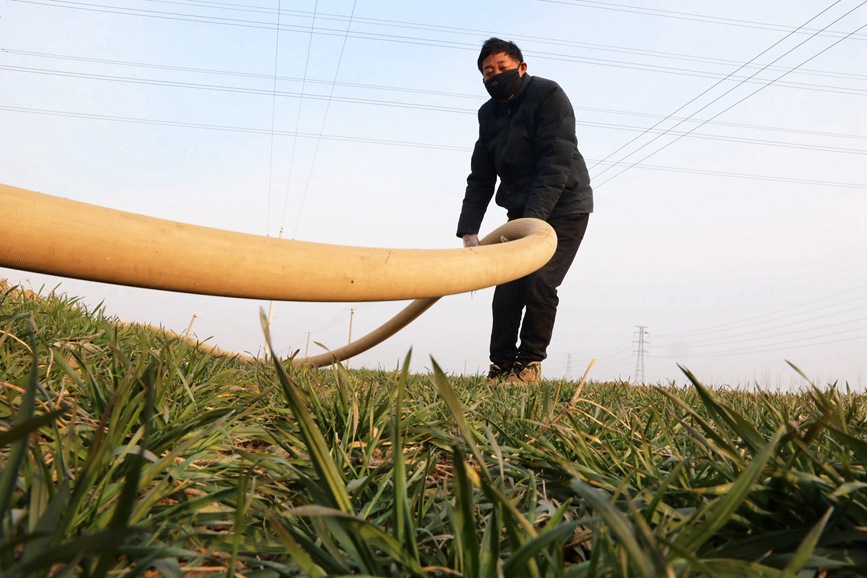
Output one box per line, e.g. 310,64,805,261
2,282,867,577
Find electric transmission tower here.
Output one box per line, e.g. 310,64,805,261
565,353,573,381
634,325,649,384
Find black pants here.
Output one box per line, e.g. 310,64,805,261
490,213,589,366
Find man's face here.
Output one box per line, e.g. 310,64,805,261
481,52,527,80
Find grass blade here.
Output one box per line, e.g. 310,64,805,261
677,427,784,553
780,507,833,578
451,446,481,578
260,310,354,514
391,350,421,564
570,478,656,578
0,321,38,525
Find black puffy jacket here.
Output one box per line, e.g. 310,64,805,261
456,74,593,238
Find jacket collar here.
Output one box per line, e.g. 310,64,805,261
511,73,532,102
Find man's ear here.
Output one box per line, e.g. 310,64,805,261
518,62,528,75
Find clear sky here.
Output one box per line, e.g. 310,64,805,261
2,0,865,389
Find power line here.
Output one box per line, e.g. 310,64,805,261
600,160,866,190
0,104,469,149
280,0,319,240
649,285,867,358
527,48,867,96
541,0,867,40
593,123,867,156
0,50,486,100
19,0,863,40
4,2,866,194
8,22,867,85
593,2,867,188
590,0,847,174
161,0,856,41
660,316,866,351
592,350,637,377
3,64,866,158
11,60,866,142
9,0,867,90
660,308,867,348
265,0,283,236
655,331,863,359
654,284,867,340
288,0,359,240
0,64,480,114
3,103,864,190
6,50,866,143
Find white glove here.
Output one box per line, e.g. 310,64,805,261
462,234,480,248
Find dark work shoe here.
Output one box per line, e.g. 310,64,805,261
485,363,512,384
505,361,542,384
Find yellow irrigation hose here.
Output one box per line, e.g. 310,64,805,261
1,183,557,366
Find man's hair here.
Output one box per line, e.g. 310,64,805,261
477,37,524,72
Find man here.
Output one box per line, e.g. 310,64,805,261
456,37,593,384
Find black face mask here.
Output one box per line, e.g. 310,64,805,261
484,68,523,102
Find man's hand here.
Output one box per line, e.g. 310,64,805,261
462,234,480,248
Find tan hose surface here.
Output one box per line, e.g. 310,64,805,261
1,183,557,366
295,297,440,367
292,224,534,367
1,184,556,302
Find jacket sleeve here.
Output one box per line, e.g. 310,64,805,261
456,119,497,237
523,83,577,220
